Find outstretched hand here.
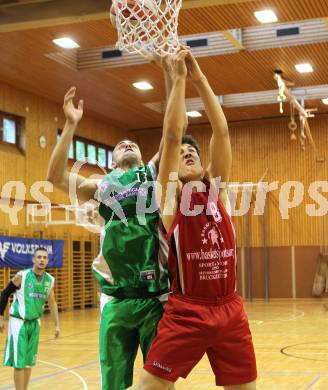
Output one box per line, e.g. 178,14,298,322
63,87,84,125
171,49,189,79
185,52,205,82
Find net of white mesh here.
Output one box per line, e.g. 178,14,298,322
110,0,183,57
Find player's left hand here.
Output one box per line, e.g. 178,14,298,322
54,326,60,339
185,51,205,82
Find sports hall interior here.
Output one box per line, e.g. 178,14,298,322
1,0,328,389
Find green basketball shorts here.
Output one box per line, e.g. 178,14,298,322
99,293,168,390
3,317,41,369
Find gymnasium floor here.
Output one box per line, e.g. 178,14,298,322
1,299,327,390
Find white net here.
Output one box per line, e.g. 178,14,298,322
111,0,183,56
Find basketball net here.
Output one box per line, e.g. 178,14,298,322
112,0,183,57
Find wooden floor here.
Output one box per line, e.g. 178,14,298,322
1,299,328,389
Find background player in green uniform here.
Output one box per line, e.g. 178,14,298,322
0,247,60,390
47,59,180,390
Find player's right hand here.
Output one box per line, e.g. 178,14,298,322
172,49,189,79
185,52,205,83
0,316,5,333
63,86,84,125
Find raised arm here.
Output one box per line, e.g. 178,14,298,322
47,87,98,203
148,56,171,169
186,53,231,211
47,287,60,339
150,55,188,170
157,51,188,232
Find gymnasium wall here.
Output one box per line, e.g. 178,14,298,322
134,116,328,247
0,81,131,208
134,115,328,299
0,81,327,300
235,246,321,299
0,81,132,311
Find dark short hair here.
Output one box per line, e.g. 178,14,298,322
181,135,201,160
33,247,48,256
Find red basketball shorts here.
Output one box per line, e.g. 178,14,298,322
144,292,257,386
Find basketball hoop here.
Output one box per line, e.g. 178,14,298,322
111,0,183,57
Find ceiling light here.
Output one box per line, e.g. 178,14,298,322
322,98,328,105
187,111,202,118
254,10,278,24
52,37,80,49
133,81,153,90
295,63,313,73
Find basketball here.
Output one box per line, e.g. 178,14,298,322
110,0,158,29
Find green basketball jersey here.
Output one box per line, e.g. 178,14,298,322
10,269,54,320
93,162,169,298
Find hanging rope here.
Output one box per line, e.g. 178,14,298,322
288,102,297,141
274,72,317,152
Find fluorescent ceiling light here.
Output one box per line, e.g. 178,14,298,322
133,81,153,90
187,111,202,118
322,98,328,105
295,63,313,73
254,10,278,23
52,37,80,49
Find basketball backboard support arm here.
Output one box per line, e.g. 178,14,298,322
26,203,103,232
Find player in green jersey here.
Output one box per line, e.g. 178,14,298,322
47,59,181,390
94,141,170,390
0,247,60,390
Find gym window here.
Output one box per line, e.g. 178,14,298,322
57,129,114,169
0,112,23,150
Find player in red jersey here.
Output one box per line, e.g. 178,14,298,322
137,50,257,389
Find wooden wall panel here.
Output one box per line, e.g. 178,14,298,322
0,81,131,207
0,83,130,313
249,247,264,298
268,247,292,298
234,245,322,299
135,115,328,246
295,246,320,298
0,80,133,252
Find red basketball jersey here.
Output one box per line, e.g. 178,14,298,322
167,180,237,301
